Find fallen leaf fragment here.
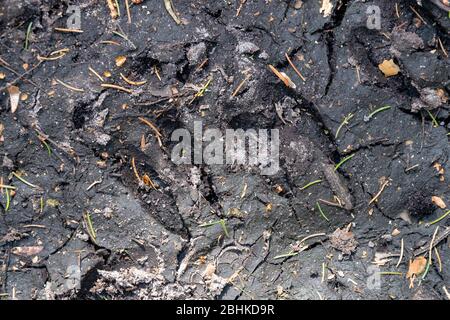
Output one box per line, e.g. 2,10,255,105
431,196,446,209
11,246,43,256
406,256,427,279
7,85,20,113
329,227,358,255
378,59,400,77
115,55,127,67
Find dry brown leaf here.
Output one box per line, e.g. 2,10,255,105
115,55,127,67
432,196,446,209
378,59,400,77
7,85,20,113
11,246,43,256
406,256,427,279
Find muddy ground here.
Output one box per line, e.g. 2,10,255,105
0,0,449,300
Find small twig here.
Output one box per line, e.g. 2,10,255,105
285,52,306,82
120,73,147,86
138,117,162,137
12,172,40,189
422,226,439,280
434,247,442,272
54,27,83,33
164,0,182,24
101,83,133,94
89,66,104,82
125,0,132,23
396,238,404,268
318,198,344,209
0,60,42,90
0,185,16,190
131,157,141,182
414,227,450,256
438,38,448,57
409,6,427,25
231,74,251,97
55,78,84,92
87,180,102,191
299,233,327,244
369,178,390,205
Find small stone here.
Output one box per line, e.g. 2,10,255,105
187,42,207,65
236,41,259,54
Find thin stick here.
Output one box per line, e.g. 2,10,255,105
299,233,327,244
285,53,306,82
89,66,104,82
101,83,133,94
125,0,131,24
54,27,83,33
369,179,390,205
138,117,162,137
12,172,40,189
120,73,147,86
131,157,141,182
438,38,448,58
318,198,344,208
434,247,442,272
231,74,251,97
396,238,404,268
55,78,84,92
0,185,16,190
409,6,427,25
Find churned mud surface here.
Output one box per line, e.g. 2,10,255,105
0,0,449,300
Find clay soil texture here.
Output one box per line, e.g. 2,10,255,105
0,0,449,300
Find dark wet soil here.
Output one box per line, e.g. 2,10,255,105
0,0,449,300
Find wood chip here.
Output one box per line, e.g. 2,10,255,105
378,59,400,77
432,196,446,209
115,55,127,67
7,85,20,113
